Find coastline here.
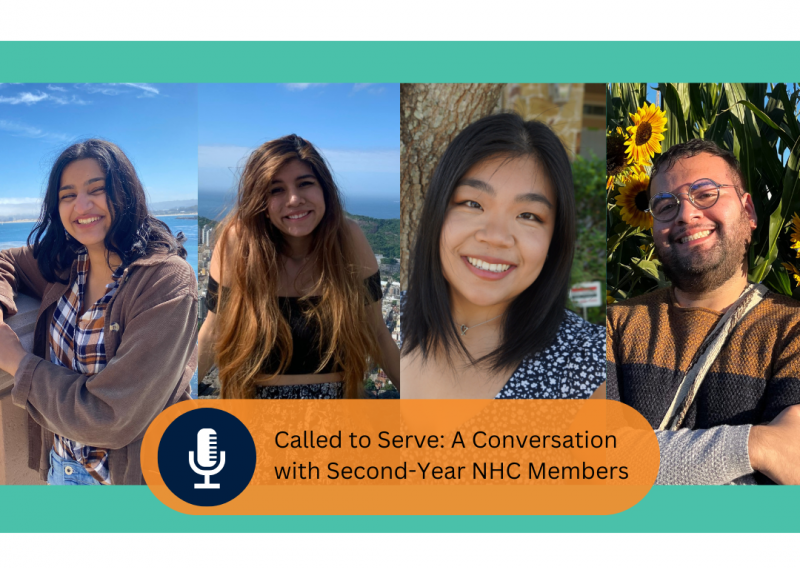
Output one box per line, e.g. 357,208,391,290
1,212,196,224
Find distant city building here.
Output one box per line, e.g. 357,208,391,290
202,225,215,247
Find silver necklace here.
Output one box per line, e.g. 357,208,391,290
457,314,502,336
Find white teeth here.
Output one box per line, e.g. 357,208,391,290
680,230,712,243
466,257,511,273
77,217,100,225
287,212,310,219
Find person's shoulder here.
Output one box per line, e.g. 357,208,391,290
129,251,196,297
554,309,605,356
757,290,800,327
608,287,671,311
607,287,670,324
762,290,800,310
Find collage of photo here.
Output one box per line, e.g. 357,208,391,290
0,82,798,487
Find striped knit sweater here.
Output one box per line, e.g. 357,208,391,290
607,287,800,484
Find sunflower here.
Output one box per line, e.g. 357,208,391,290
607,127,628,178
782,262,800,287
789,212,800,258
615,170,652,230
624,103,667,165
606,290,616,305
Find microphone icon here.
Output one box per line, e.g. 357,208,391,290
189,428,226,489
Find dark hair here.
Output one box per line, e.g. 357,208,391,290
28,139,187,283
649,138,747,196
402,112,576,371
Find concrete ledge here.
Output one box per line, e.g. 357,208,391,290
0,292,43,484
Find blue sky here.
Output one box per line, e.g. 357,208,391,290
0,83,197,219
198,83,399,199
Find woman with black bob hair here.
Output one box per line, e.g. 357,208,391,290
0,139,197,485
401,113,605,399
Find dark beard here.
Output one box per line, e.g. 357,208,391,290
658,212,751,294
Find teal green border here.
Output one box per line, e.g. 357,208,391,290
0,41,799,82
1,486,799,532
2,40,799,533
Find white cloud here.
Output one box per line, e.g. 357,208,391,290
0,119,71,142
47,85,67,92
120,83,160,97
284,83,328,91
0,92,48,105
49,94,91,105
77,83,159,97
80,84,123,96
0,197,42,220
351,84,385,96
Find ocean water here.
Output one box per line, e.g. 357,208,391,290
199,190,400,220
0,216,198,275
0,221,33,251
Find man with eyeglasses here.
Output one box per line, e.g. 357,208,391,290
607,138,800,485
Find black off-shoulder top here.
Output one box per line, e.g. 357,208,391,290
206,271,382,375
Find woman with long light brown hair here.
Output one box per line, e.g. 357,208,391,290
198,135,400,398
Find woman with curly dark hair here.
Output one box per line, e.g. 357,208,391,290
0,139,197,485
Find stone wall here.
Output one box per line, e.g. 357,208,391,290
497,83,587,158
0,293,44,484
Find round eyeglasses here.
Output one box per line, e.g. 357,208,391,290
648,178,737,222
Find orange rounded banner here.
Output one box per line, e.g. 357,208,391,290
142,399,659,515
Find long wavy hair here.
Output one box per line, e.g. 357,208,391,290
215,135,380,399
28,139,186,283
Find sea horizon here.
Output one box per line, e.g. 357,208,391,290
198,190,400,221
0,216,199,278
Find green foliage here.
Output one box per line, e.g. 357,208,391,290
347,213,401,259
198,216,218,229
569,154,607,324
607,83,800,301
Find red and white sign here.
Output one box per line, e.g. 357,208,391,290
569,281,602,308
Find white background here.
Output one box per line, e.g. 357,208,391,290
1,1,799,40
1,533,799,564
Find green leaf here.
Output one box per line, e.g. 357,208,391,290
753,137,800,282
732,99,797,149
764,264,792,297
663,83,689,150
631,258,662,283
772,83,800,142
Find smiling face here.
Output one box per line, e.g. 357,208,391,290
58,158,112,253
266,159,326,249
439,155,556,315
650,153,756,293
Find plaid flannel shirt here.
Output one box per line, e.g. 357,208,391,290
49,251,123,485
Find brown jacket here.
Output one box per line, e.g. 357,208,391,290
0,246,197,485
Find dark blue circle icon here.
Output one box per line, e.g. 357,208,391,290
157,408,256,507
